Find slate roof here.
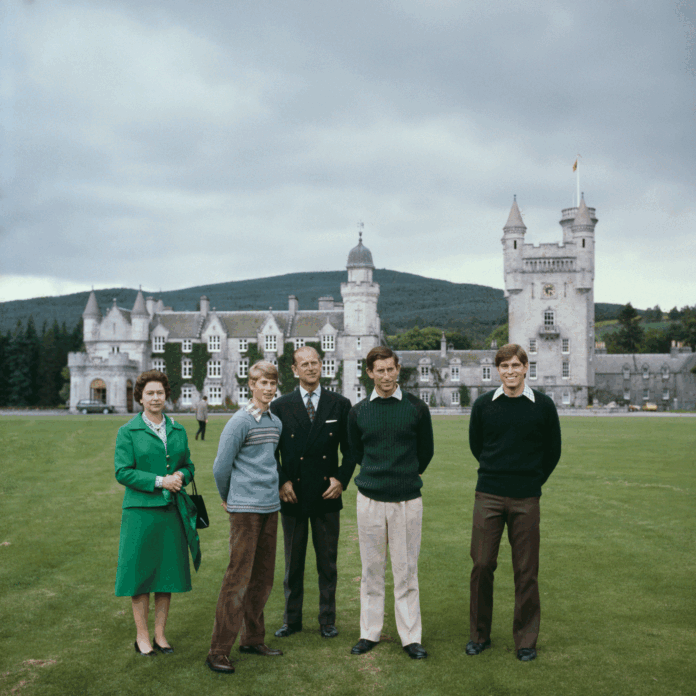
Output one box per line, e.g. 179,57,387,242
396,349,495,368
154,313,204,338
594,352,695,373
290,312,344,337
504,199,526,230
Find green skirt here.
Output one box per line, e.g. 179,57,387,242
115,505,192,597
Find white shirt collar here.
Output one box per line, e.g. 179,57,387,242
245,400,270,423
299,384,321,404
370,385,403,401
492,383,535,402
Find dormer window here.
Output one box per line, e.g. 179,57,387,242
420,365,430,382
182,339,192,353
450,366,460,382
623,365,631,380
208,335,221,352
265,335,277,352
662,366,669,380
239,339,248,352
153,336,165,353
642,365,649,380
321,335,335,352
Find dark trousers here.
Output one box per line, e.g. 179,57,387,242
195,420,206,440
469,491,541,650
281,511,340,626
209,512,278,655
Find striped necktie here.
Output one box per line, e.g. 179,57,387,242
306,393,316,422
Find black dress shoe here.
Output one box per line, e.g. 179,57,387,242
320,624,339,638
465,639,491,655
274,623,302,638
134,640,156,657
153,639,174,654
351,639,378,655
517,648,537,661
239,644,283,656
205,654,235,673
403,643,428,659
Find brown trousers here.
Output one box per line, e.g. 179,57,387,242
469,491,540,650
209,511,278,656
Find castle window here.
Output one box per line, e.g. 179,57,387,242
420,390,430,403
356,337,362,350
420,365,430,382
562,390,571,405
238,386,249,403
451,390,460,406
294,338,305,349
662,366,669,380
153,336,165,353
356,385,364,401
207,360,222,378
529,339,537,354
544,311,555,328
482,366,491,381
529,363,537,380
582,239,586,248
662,388,669,401
450,366,460,382
265,335,277,352
182,359,192,378
208,335,221,352
239,339,248,352
514,240,517,249
562,338,570,354
642,365,649,380
623,388,630,400
238,358,249,378
321,334,335,352
322,359,336,378
182,340,192,353
623,365,631,380
152,358,166,373
111,346,120,353
562,362,570,379
181,386,193,405
643,388,649,401
208,386,222,405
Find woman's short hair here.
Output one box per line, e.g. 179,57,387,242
248,360,279,384
366,346,400,372
494,343,529,367
134,370,171,403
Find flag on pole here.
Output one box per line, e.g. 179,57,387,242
572,158,578,172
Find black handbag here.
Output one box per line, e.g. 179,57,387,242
189,479,210,529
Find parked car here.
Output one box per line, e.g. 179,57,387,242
628,404,641,412
642,402,658,412
76,399,115,414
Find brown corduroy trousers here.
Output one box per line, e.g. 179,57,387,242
469,491,541,650
209,511,278,656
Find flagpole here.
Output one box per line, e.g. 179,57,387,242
575,155,581,208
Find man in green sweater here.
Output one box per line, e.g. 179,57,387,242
467,343,561,662
348,346,434,660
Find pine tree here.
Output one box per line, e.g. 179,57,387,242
606,303,644,354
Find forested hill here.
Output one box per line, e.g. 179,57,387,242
0,269,625,341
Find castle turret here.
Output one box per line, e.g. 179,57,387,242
82,290,102,342
571,196,596,285
502,197,526,295
131,289,149,341
341,232,380,337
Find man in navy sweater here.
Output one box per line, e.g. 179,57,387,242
467,343,561,662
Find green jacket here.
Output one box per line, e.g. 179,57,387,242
115,413,195,509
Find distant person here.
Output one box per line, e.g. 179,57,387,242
195,396,209,441
114,370,201,657
467,343,561,662
271,346,355,640
347,346,434,660
205,361,283,675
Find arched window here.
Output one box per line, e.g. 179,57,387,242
90,378,106,403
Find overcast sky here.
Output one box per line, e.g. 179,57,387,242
1,0,694,311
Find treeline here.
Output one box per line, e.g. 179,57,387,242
386,326,473,351
0,318,83,408
604,303,696,354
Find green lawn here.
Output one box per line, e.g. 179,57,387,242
1,416,694,696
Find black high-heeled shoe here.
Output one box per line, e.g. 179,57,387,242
134,640,157,657
153,640,174,654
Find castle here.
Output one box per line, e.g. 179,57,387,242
68,200,696,412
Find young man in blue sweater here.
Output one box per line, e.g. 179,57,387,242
206,361,283,674
467,344,561,662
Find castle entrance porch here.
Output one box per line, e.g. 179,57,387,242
90,378,106,403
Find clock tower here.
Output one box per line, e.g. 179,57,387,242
502,196,597,407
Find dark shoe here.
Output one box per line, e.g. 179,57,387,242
153,639,174,654
205,654,235,673
134,640,156,657
465,639,491,655
517,648,537,661
351,638,378,655
403,643,427,659
320,624,339,638
239,644,283,656
274,623,302,638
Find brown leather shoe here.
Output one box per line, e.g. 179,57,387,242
239,644,283,656
205,654,235,673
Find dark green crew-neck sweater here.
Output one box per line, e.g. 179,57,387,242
469,389,561,498
348,392,434,503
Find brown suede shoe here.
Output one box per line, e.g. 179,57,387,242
239,644,283,656
205,654,235,673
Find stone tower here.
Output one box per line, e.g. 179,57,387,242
503,196,598,407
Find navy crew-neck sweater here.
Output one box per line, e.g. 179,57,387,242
348,392,434,503
468,389,561,498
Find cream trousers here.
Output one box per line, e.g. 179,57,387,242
356,491,423,646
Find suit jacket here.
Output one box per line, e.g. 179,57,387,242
271,388,355,517
114,413,195,509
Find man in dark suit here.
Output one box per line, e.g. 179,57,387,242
270,346,355,639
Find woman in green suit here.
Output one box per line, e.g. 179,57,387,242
115,370,201,657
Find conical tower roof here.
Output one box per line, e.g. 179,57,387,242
573,197,593,227
131,289,148,316
347,232,375,269
504,197,526,230
83,290,101,318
